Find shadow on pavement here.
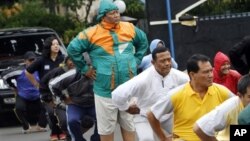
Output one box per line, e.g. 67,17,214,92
0,111,20,127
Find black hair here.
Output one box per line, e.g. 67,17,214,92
42,36,57,58
238,74,250,96
157,41,165,48
152,47,170,61
64,56,71,64
240,35,250,46
232,35,250,55
187,54,210,74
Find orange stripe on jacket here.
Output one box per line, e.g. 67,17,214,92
85,22,136,55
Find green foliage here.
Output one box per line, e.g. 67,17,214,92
59,0,85,11
0,1,77,44
189,0,250,16
123,0,145,19
5,2,48,27
63,23,86,46
0,13,7,28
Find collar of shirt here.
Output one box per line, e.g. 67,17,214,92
186,83,213,97
151,66,172,79
100,21,120,30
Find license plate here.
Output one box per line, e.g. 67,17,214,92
3,98,15,104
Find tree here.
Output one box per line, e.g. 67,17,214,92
123,0,145,19
43,0,57,14
59,0,96,24
189,0,250,16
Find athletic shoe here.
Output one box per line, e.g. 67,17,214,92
50,134,59,141
22,126,32,134
59,133,66,140
35,125,47,132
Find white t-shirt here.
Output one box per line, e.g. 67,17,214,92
112,66,189,118
196,96,244,140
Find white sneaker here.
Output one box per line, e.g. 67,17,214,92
34,125,47,132
22,126,32,134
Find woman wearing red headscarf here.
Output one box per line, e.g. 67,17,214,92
213,51,242,94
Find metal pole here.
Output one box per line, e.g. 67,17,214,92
165,0,175,59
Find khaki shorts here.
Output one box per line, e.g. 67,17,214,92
94,94,135,135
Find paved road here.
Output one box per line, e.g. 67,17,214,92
0,113,140,141
0,125,126,141
0,114,126,141
0,124,126,141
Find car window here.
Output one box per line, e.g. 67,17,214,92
0,28,67,73
0,34,63,57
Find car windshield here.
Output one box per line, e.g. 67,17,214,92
0,32,66,72
0,34,59,58
0,28,66,90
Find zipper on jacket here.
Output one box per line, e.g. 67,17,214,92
111,64,115,90
128,62,134,79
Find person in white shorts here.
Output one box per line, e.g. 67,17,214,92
194,74,250,141
112,47,189,141
66,0,148,140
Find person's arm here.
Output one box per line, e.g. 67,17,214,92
193,124,217,141
147,111,170,141
49,69,77,104
112,75,143,113
25,70,39,89
174,69,190,85
138,55,147,70
194,97,236,141
67,31,90,75
147,91,175,141
39,68,64,103
229,36,250,75
25,59,41,88
84,66,96,80
2,68,22,88
133,26,149,65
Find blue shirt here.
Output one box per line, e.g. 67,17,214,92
17,70,40,100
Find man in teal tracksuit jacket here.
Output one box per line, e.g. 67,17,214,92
67,0,148,140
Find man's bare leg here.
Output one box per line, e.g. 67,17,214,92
100,133,114,141
120,127,135,141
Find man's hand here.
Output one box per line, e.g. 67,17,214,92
64,97,73,105
126,104,140,114
85,66,96,80
47,101,56,108
160,137,172,141
34,82,40,89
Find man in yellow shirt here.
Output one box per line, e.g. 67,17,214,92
147,54,235,141
193,74,250,141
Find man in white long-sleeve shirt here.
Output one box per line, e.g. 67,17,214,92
111,47,189,141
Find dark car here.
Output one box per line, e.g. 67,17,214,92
0,27,67,125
